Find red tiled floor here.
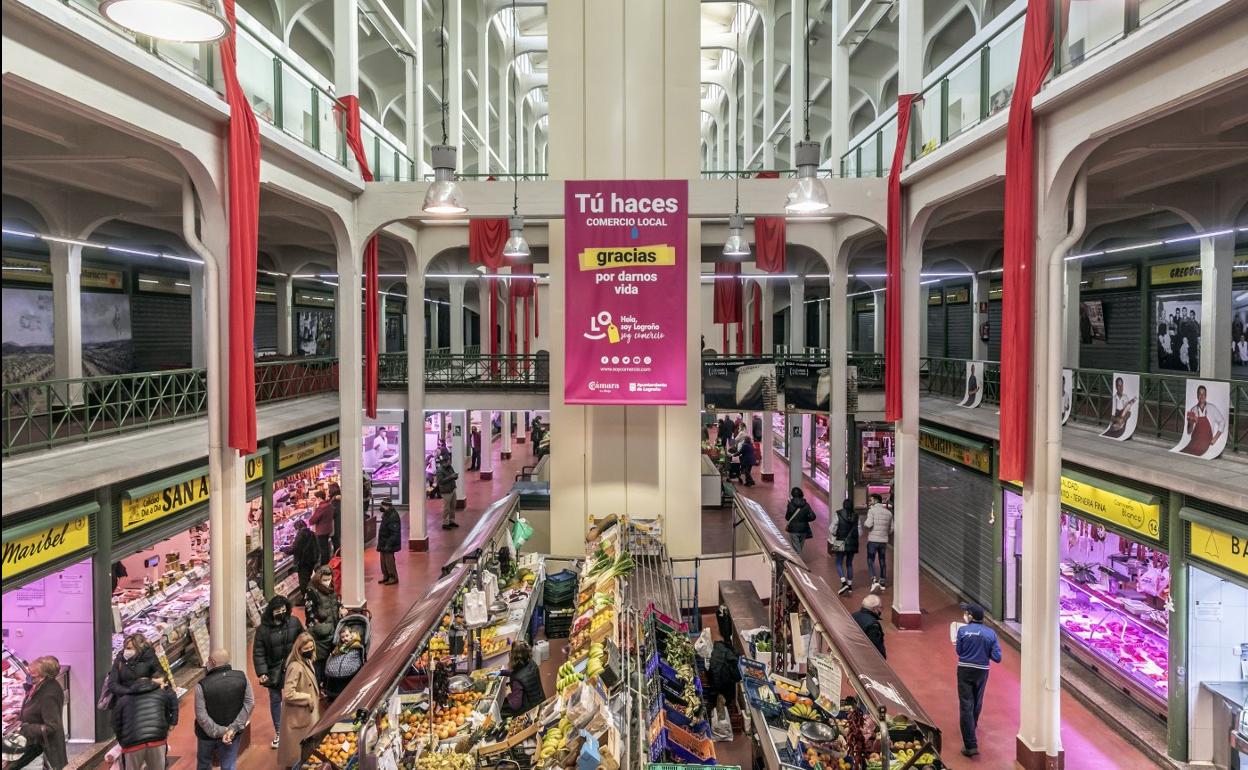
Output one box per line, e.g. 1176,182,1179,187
713,428,1157,769
164,435,536,769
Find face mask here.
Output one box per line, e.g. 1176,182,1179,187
302,649,315,659
273,611,287,621
123,649,136,661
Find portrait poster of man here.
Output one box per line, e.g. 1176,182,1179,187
1170,379,1229,460
1155,294,1200,373
958,360,984,409
1231,290,1248,379
1099,373,1140,441
1061,369,1073,425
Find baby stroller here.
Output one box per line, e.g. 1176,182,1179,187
323,611,372,699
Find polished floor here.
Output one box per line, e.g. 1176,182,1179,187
156,430,1156,769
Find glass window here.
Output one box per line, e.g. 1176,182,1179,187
281,66,314,145
986,18,1024,116
860,133,878,177
235,31,275,124
157,41,208,82
945,54,982,138
880,116,897,176
843,148,858,179
1138,0,1184,24
917,86,942,157
316,92,341,161
1061,0,1126,69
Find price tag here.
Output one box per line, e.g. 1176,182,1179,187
810,654,842,713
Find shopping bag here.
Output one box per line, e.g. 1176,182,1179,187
693,628,713,667
463,589,489,626
711,702,733,742
96,670,115,711
512,517,534,548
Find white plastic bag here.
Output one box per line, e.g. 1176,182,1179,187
463,589,488,626
711,702,733,742
694,628,713,667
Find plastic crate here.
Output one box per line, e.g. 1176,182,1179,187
741,678,783,719
737,658,767,683
663,719,716,764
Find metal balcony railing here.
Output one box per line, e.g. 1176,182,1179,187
920,357,1245,454
378,353,548,390
2,356,338,457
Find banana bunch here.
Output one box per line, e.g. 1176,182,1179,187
788,702,819,720
892,749,935,765
556,661,585,693
537,725,565,762
585,642,607,679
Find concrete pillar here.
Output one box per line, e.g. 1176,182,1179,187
404,0,424,175
480,411,496,479
334,0,361,172
477,19,491,174
527,119,539,177
276,276,294,355
890,216,924,629
742,280,754,353
516,100,526,173
448,278,467,354
1063,260,1081,369
378,292,389,354
817,298,829,350
502,410,513,459
1200,230,1234,379
787,413,804,485
430,296,441,349
335,247,366,609
48,242,83,382
898,0,923,120
873,291,886,355
500,56,511,172
761,14,775,167
761,408,776,481
789,0,806,166
478,278,493,354
760,279,775,353
406,259,428,550
788,278,806,352
826,267,849,519
188,263,206,368
546,0,702,556
972,274,991,362
451,410,467,506
828,0,850,164
741,54,754,165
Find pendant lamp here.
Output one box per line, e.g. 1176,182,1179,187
100,0,228,42
423,0,467,215
503,215,530,258
784,0,830,215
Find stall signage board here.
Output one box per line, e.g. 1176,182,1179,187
121,457,265,533
2,514,91,581
918,428,991,473
1151,259,1248,285
1188,521,1248,579
1059,475,1161,542
810,654,843,713
279,428,340,470
563,180,688,405
2,255,124,289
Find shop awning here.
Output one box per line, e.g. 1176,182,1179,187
786,567,938,731
304,564,469,744
735,493,808,570
441,493,520,572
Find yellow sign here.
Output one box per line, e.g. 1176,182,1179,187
2,515,91,581
1151,260,1248,285
1060,476,1161,541
279,429,340,470
121,457,264,533
2,256,124,289
1189,521,1248,579
945,286,970,304
577,245,675,271
919,429,991,473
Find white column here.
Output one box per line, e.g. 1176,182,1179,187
873,291,886,355
891,216,923,628
789,0,806,166
336,249,366,609
430,297,441,349
740,52,753,166
448,278,467,353
406,260,427,549
788,278,806,352
334,0,361,173
817,298,829,350
451,410,467,505
500,56,511,172
898,0,923,97
378,292,389,354
404,0,424,175
481,411,496,479
188,263,206,368
760,279,775,353
478,277,493,354
527,119,538,177
516,100,526,173
787,413,804,485
742,280,754,353
826,268,849,517
1063,261,1081,368
477,19,491,174
1200,230,1234,379
761,15,775,167
828,0,850,164
276,276,294,355
502,410,513,459
972,275,990,362
48,242,83,382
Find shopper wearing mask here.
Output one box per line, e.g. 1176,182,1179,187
435,457,459,530
501,642,546,717
277,633,321,769
852,595,886,658
954,602,1003,757
8,656,67,770
107,633,160,699
831,499,860,595
193,649,254,770
307,490,335,566
284,519,319,596
376,498,402,585
111,670,178,770
784,488,816,554
253,596,304,748
862,495,894,593
305,566,345,681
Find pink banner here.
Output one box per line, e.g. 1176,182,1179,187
564,180,688,405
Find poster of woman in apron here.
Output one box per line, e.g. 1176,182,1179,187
1170,380,1229,460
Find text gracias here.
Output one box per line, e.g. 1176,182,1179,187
578,193,679,294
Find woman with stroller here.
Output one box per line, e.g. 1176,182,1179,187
304,566,344,683
323,626,367,700
277,633,320,770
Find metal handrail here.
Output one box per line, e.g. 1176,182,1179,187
378,353,548,389
2,357,339,457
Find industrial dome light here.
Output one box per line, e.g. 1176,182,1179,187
503,216,530,259
722,214,751,258
785,141,830,215
422,144,467,215
100,0,229,42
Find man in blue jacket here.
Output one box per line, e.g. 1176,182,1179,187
954,602,1002,757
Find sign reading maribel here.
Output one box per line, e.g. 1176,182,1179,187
2,515,91,581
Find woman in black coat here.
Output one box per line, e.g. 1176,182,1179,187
784,487,816,554
9,656,67,770
375,499,402,585
305,566,344,680
832,499,860,595
107,633,160,698
253,595,304,746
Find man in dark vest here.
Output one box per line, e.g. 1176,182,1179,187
193,648,254,770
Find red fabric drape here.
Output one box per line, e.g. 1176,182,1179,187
884,93,917,423
341,95,379,419
469,219,509,271
999,0,1054,483
713,262,743,324
509,264,535,373
221,0,261,453
736,315,744,354
752,282,763,355
754,218,786,273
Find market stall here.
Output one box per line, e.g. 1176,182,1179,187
272,424,344,599
364,423,403,503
